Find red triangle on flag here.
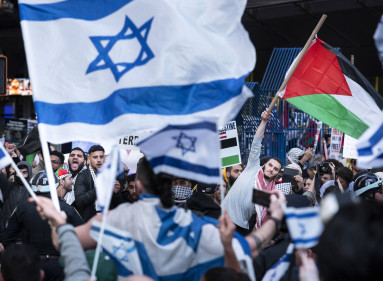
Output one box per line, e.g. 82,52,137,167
283,39,352,99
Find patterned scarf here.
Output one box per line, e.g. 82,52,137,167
64,165,87,205
254,167,276,229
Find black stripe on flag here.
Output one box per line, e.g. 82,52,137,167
220,137,237,149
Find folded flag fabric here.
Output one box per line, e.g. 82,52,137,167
261,244,294,281
95,145,124,213
284,206,323,249
90,197,255,281
279,38,383,139
0,144,12,170
136,121,220,184
16,126,41,157
19,0,255,143
355,111,383,168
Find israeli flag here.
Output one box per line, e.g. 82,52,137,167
95,145,124,213
262,244,294,281
0,144,12,170
284,206,323,249
90,197,255,280
19,0,255,144
136,121,220,184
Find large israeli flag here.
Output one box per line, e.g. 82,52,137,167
136,120,220,184
284,206,323,249
19,0,255,144
261,244,294,281
90,197,255,281
0,144,12,170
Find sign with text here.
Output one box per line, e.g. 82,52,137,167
118,136,140,150
343,134,359,159
219,121,241,168
329,128,343,160
4,119,28,146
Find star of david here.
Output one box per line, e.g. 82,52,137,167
86,15,155,82
155,206,203,252
112,239,135,263
172,132,197,156
298,222,306,236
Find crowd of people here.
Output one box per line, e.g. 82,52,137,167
0,110,382,281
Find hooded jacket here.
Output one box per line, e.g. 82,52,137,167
0,161,32,242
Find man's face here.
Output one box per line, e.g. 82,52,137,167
321,173,332,184
68,149,85,173
50,155,62,172
89,150,105,172
338,176,349,189
127,180,138,200
214,182,227,204
226,165,243,186
172,178,192,188
62,176,73,192
18,167,29,179
263,159,281,180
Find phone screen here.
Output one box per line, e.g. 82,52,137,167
252,189,271,208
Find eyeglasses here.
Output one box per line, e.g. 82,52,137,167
51,160,59,164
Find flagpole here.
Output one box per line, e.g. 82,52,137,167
0,145,38,201
267,14,327,112
38,125,61,212
219,167,225,216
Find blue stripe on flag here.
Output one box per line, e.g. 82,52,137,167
150,156,220,177
0,149,5,158
292,236,320,244
357,121,383,156
19,0,131,21
270,253,292,269
34,76,246,125
284,212,318,219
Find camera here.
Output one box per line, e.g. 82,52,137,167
317,162,331,174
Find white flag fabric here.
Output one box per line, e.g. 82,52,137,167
95,145,124,213
261,244,294,281
355,111,383,168
90,197,255,281
136,121,220,184
0,144,12,170
284,206,323,249
19,0,255,144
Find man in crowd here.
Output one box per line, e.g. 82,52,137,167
354,172,383,201
171,177,193,206
64,147,87,205
225,165,243,189
56,169,74,201
74,145,105,222
213,182,227,206
50,151,64,175
222,110,282,235
186,183,221,219
0,161,32,250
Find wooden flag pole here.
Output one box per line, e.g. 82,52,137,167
267,14,327,112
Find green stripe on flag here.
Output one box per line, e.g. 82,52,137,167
286,94,369,139
222,155,240,167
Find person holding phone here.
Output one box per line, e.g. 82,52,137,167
222,110,283,235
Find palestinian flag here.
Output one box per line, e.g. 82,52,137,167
279,38,383,139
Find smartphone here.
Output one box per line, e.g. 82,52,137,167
252,189,271,208
283,167,299,177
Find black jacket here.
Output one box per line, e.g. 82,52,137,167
186,192,221,220
74,167,97,222
2,194,84,255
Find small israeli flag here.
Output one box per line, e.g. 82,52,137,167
356,111,383,169
137,120,220,184
284,206,323,249
0,144,12,170
261,244,294,281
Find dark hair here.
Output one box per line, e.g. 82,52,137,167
1,244,41,281
126,174,136,182
202,267,251,281
323,185,341,198
226,164,244,173
317,200,383,281
136,158,173,208
5,165,14,179
50,150,64,164
70,147,86,159
324,134,331,141
336,167,353,185
323,159,343,168
88,145,105,155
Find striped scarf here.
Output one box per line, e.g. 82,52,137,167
254,167,276,229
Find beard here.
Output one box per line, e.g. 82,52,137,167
69,162,85,175
262,166,277,181
228,175,237,186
